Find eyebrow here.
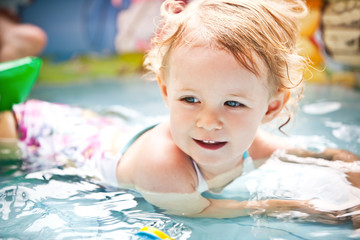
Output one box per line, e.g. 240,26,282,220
227,92,255,101
178,87,255,101
178,87,195,92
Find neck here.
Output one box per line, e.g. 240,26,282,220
196,159,244,191
207,163,243,191
195,156,244,181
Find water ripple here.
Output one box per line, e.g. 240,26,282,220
0,167,190,239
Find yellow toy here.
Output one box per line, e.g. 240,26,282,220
297,0,326,84
136,226,175,240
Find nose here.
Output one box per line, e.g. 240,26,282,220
196,107,223,131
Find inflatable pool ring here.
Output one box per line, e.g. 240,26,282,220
136,226,175,240
0,57,42,111
297,0,327,84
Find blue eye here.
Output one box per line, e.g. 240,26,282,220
181,97,199,104
225,101,244,108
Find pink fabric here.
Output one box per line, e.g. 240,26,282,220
12,100,133,170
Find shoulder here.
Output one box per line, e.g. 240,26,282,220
249,128,294,160
118,121,198,193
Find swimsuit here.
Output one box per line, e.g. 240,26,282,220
12,100,143,183
13,100,253,192
192,151,252,193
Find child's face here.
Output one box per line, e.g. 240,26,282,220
159,45,282,171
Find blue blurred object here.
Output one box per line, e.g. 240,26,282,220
19,0,131,61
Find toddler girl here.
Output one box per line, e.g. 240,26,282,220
1,0,359,227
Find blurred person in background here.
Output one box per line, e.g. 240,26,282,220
0,0,47,62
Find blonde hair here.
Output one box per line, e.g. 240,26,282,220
144,0,308,130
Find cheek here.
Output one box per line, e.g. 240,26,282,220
169,102,194,123
169,115,190,154
245,103,269,126
170,112,193,138
227,109,264,128
225,110,264,141
169,105,189,130
227,116,259,150
228,117,257,142
169,104,195,146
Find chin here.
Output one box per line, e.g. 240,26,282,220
191,154,226,166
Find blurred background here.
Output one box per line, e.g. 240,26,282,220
1,2,359,238
1,0,169,115
0,0,358,86
1,0,162,83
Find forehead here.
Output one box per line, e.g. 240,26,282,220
168,43,268,85
167,44,271,100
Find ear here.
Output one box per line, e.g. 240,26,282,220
262,90,290,124
157,70,169,106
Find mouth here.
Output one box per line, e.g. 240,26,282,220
194,139,227,150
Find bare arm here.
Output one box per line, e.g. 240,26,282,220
286,148,359,162
137,186,305,217
137,188,341,224
250,128,359,163
0,111,17,139
192,198,308,218
249,128,293,160
197,198,348,225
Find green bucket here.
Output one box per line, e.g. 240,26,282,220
0,57,42,111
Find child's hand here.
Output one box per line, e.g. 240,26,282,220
307,199,360,228
286,148,359,162
321,148,359,162
259,199,348,225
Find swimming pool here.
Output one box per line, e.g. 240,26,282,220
0,77,359,239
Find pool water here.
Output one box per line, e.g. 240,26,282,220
0,78,359,239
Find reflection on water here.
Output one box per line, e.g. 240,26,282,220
0,168,191,240
2,151,358,239
302,101,342,115
326,121,360,144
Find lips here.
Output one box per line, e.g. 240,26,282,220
194,139,227,150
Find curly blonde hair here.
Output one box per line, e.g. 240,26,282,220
144,0,308,130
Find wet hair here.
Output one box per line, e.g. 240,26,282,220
144,0,308,131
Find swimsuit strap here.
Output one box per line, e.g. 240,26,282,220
192,160,209,193
119,123,158,156
192,150,251,193
100,123,158,187
243,150,250,160
242,150,254,173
